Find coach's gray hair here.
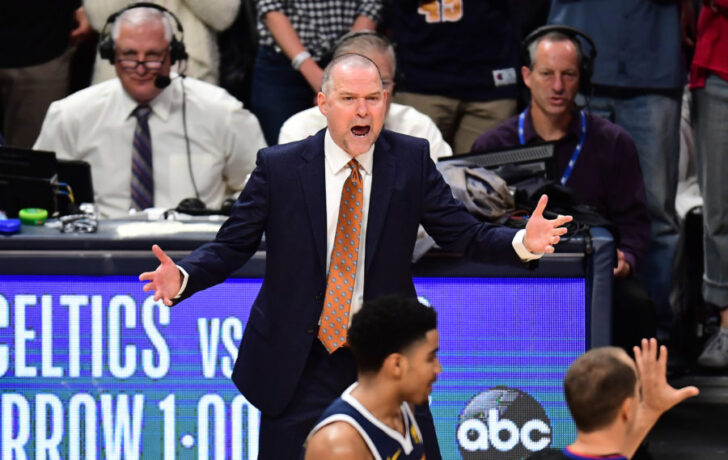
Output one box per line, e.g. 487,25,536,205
320,53,383,95
111,7,173,43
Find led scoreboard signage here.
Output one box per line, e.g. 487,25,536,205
0,275,584,459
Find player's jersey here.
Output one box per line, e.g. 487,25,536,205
308,383,426,460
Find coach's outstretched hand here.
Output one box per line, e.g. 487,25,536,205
139,244,182,306
523,194,573,254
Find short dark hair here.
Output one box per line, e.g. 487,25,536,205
527,31,583,71
347,295,437,373
564,347,637,433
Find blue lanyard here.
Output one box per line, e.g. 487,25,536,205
518,108,587,186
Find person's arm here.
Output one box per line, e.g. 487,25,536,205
353,0,382,31
140,147,271,303
70,6,93,45
262,10,323,91
304,422,373,460
623,339,699,458
350,15,377,31
606,130,651,276
704,0,728,15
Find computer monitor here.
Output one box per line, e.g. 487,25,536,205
440,142,556,184
0,146,57,178
0,147,57,217
57,159,95,204
0,147,95,217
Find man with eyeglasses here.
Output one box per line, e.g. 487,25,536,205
34,5,266,218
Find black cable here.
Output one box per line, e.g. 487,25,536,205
180,75,200,200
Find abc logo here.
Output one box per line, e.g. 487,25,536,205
456,386,551,459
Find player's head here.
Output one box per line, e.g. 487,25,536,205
564,347,639,433
347,295,440,404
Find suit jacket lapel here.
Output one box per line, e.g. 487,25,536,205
297,131,327,275
365,132,395,276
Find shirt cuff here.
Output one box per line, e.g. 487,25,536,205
512,229,543,262
174,265,190,299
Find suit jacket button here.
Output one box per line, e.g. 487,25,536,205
306,326,316,334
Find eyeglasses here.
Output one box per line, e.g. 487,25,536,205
116,51,167,71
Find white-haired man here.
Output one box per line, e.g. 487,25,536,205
34,5,265,218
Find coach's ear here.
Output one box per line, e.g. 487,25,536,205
318,91,328,117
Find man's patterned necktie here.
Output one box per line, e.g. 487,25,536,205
130,105,153,211
319,159,364,353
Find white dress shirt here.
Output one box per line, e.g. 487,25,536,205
323,130,374,321
34,76,266,218
279,103,453,161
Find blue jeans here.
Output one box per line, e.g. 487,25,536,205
589,92,681,332
693,74,728,308
250,46,317,146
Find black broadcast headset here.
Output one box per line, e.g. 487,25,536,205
520,25,597,95
98,2,188,89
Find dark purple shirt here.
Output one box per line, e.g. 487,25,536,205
471,109,650,272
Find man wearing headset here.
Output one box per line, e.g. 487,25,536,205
472,27,654,352
34,4,266,218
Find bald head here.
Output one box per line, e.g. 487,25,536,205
321,53,383,96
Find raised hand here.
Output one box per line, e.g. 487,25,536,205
634,338,700,416
69,7,92,46
614,249,632,278
139,245,182,307
523,194,573,254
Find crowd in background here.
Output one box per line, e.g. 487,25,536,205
0,0,726,369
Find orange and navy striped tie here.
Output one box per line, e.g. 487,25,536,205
319,159,363,353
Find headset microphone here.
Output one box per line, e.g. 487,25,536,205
154,75,172,88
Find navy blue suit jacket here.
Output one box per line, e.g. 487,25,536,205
178,129,522,416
